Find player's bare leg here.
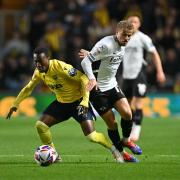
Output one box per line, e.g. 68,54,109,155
101,110,138,162
114,98,142,155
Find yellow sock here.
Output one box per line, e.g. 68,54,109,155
86,131,112,149
35,121,55,149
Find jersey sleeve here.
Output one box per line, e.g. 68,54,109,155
59,62,90,107
88,44,108,62
81,43,108,80
141,34,156,52
79,73,90,107
12,69,41,108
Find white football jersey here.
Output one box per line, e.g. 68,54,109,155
82,35,125,92
123,31,156,79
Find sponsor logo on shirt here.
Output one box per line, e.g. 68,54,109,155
47,84,63,90
110,55,123,64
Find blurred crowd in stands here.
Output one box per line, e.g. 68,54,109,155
0,0,179,93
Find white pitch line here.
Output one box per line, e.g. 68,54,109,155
0,154,179,158
157,155,179,157
0,155,24,157
62,154,180,158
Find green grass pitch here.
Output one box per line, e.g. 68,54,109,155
0,116,180,180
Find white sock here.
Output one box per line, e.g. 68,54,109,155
110,145,116,152
130,123,141,141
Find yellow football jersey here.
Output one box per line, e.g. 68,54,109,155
13,59,89,108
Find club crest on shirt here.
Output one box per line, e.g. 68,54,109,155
68,68,77,76
92,45,106,56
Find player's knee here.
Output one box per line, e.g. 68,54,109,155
107,121,118,130
35,120,49,133
122,109,132,120
86,131,100,143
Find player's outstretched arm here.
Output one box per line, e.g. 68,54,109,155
151,50,166,85
79,49,98,90
81,53,97,91
6,70,41,119
6,107,17,119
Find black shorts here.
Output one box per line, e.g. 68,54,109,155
43,99,94,123
122,71,147,98
90,86,125,115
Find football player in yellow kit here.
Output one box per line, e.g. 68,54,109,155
6,47,124,163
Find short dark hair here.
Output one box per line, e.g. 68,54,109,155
33,47,50,57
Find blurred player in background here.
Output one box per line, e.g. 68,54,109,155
6,47,125,163
122,16,166,141
79,20,142,163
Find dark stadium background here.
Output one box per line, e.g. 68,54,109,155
0,0,179,117
0,0,179,92
0,1,180,179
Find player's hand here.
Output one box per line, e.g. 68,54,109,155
6,107,17,119
157,71,166,85
77,105,88,116
86,79,98,91
78,49,89,59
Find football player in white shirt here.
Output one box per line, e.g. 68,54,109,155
122,16,166,141
79,20,142,163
